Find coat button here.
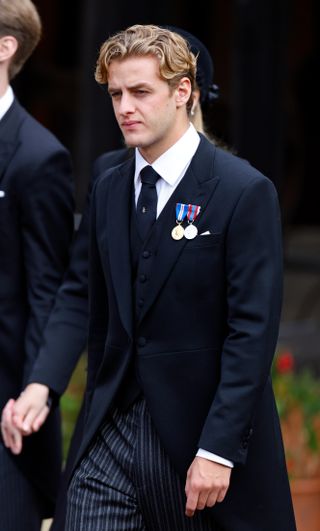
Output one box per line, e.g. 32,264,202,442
138,337,147,347
142,250,151,258
139,274,147,283
138,298,144,307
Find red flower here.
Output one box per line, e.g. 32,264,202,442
276,351,294,374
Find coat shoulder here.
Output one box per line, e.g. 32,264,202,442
214,145,275,192
17,104,69,157
93,147,131,178
94,153,133,193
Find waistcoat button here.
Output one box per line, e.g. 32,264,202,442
138,337,147,347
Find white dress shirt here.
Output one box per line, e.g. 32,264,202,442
134,124,234,469
134,123,199,216
0,85,14,122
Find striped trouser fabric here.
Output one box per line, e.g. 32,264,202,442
65,398,217,530
0,443,45,530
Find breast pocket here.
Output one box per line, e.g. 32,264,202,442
171,232,224,302
184,232,222,249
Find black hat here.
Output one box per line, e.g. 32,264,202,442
164,25,219,105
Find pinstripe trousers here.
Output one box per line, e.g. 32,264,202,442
65,398,218,530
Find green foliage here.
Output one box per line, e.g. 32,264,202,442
272,349,320,478
60,354,87,461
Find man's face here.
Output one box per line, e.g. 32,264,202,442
107,55,189,161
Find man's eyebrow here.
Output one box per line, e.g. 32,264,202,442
109,82,153,92
129,82,153,89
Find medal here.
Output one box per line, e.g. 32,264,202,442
184,224,198,239
171,224,185,240
171,203,188,240
185,204,201,240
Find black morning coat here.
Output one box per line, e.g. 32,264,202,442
0,98,74,517
28,134,296,529
74,134,296,531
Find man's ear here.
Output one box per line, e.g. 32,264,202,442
175,77,192,108
0,36,18,63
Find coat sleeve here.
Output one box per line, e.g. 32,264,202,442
27,197,89,395
86,177,109,396
27,150,129,396
198,175,283,464
20,146,74,384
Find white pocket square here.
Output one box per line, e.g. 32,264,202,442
200,230,211,235
0,191,5,198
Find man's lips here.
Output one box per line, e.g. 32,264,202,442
121,120,141,129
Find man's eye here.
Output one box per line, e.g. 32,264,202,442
110,92,121,98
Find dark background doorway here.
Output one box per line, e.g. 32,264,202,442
13,0,319,229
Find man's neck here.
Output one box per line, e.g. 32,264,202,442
138,120,190,164
0,75,9,99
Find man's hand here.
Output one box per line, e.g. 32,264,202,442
1,399,23,454
12,383,50,435
185,456,231,517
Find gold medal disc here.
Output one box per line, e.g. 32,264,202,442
171,224,185,240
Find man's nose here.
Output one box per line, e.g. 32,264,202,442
119,93,135,114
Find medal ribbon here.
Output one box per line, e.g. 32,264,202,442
175,203,189,223
186,204,201,223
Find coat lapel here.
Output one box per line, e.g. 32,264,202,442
0,100,22,184
106,158,135,338
137,136,220,324
0,141,16,184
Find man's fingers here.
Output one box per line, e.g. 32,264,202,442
12,383,50,433
206,490,219,507
1,399,15,445
216,486,228,503
31,406,50,432
12,395,34,430
18,408,40,434
8,428,23,455
12,407,30,431
196,491,210,510
185,485,199,517
1,400,23,454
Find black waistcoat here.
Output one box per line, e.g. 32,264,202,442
115,185,176,409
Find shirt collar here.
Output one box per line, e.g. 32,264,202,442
0,86,14,122
134,123,200,187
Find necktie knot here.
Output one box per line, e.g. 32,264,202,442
140,165,160,186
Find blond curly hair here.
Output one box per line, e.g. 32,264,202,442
95,24,197,113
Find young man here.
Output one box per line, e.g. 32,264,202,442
0,0,74,528
64,24,296,530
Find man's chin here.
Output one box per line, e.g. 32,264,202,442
122,132,145,149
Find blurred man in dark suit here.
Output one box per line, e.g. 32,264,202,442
0,0,74,528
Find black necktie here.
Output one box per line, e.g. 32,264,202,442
136,165,160,240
